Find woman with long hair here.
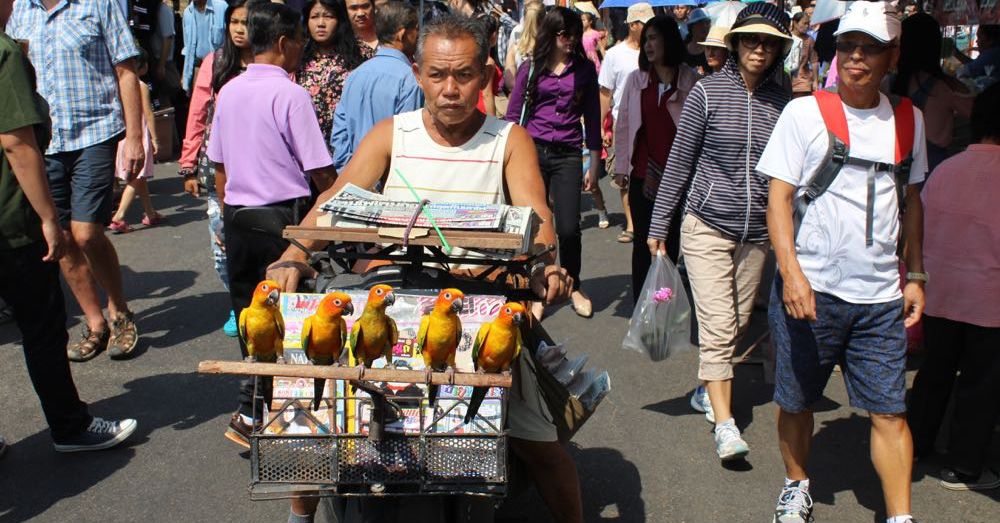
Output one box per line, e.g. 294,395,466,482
503,0,543,91
892,12,973,171
177,0,260,337
613,15,698,303
297,0,367,144
785,12,818,97
507,7,602,319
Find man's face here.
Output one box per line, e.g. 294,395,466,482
415,34,487,128
836,32,898,93
628,21,644,39
347,0,373,32
672,6,691,21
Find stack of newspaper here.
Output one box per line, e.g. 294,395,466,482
318,184,537,258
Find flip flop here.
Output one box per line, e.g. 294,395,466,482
617,230,634,243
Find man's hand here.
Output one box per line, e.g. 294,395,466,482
782,269,816,321
266,256,317,293
611,173,627,190
647,238,666,256
902,281,925,328
583,166,598,192
40,219,65,262
122,135,146,180
530,265,573,306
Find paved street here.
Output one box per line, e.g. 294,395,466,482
1,162,997,522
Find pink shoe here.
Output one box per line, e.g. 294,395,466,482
141,213,164,227
108,220,131,234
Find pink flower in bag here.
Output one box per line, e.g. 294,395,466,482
652,287,674,304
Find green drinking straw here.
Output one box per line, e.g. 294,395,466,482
392,168,452,254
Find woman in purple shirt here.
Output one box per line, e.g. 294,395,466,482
507,7,602,318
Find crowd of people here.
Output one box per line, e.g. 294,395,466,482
1,0,999,522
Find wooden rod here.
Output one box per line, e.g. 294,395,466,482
197,360,513,388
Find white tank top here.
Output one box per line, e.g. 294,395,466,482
383,109,513,266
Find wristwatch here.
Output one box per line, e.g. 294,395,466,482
906,272,929,283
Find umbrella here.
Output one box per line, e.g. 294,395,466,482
702,0,744,27
811,0,851,26
598,0,725,8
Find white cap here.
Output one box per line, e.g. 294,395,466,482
833,1,902,44
626,2,655,24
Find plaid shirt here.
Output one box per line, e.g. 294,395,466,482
7,0,139,153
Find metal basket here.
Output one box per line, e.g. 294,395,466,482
248,391,507,500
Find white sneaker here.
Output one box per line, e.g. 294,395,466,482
689,385,715,424
714,421,749,461
772,480,813,522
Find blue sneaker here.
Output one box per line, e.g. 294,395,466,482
714,420,749,461
690,385,715,424
223,310,238,337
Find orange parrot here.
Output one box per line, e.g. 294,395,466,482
302,292,353,410
239,280,285,364
350,284,398,381
464,302,525,424
416,288,465,407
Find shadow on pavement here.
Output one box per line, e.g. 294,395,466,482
580,274,632,318
806,413,886,516
136,290,232,351
0,371,236,521
572,445,645,522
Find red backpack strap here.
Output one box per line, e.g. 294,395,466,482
891,96,915,164
814,89,851,147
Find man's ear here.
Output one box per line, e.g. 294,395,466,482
395,26,406,45
413,62,423,88
276,34,288,56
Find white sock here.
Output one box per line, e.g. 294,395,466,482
785,477,810,491
886,515,912,523
240,414,254,426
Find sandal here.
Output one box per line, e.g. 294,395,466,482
108,310,139,360
617,230,634,243
67,327,110,362
108,220,131,234
141,213,164,227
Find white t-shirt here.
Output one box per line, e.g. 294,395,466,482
757,93,929,304
597,42,640,120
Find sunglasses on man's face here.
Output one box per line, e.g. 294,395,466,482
739,34,782,52
835,40,894,55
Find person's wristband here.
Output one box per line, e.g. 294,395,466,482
906,272,929,283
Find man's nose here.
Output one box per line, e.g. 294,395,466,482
443,77,459,96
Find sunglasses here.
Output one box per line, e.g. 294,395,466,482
739,34,782,52
835,40,894,55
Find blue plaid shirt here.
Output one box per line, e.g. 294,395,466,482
7,0,140,154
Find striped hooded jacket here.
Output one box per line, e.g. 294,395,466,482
648,45,790,244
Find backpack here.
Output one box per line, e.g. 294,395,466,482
792,88,915,249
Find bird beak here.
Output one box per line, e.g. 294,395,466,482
450,298,464,313
384,292,395,306
344,302,355,315
266,289,280,307
512,312,524,325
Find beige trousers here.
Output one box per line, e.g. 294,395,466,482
680,214,768,381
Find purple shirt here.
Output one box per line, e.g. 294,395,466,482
505,56,602,151
207,64,332,206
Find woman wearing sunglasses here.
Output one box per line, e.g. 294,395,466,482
647,2,792,463
507,6,602,320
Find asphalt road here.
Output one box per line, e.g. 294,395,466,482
1,163,997,523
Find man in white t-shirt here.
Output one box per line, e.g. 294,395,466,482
756,3,926,523
599,2,651,243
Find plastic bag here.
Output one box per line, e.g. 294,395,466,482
622,253,693,361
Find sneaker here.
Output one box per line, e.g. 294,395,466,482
53,417,137,452
597,210,610,229
108,310,139,360
107,220,131,234
714,421,750,461
223,310,239,337
773,480,813,522
224,412,260,449
940,467,1000,491
689,385,716,424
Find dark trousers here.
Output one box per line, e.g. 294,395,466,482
0,242,91,440
535,142,582,291
223,203,300,418
628,176,681,304
908,315,1000,476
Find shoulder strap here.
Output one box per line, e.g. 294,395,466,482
814,88,850,147
793,88,851,239
889,94,915,164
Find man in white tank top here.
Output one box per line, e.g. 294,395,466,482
268,14,584,523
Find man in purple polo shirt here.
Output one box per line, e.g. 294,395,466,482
206,2,337,446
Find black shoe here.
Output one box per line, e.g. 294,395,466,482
224,412,260,449
53,417,137,452
940,467,1000,491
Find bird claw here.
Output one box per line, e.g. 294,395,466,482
276,356,286,365
357,366,366,381
424,368,434,385
244,356,256,363
501,369,512,377
445,367,456,385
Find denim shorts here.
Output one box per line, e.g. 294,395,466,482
769,275,907,414
45,134,121,228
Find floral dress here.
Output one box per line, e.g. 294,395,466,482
296,41,376,143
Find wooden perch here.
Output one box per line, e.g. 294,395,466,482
284,226,524,250
197,360,513,388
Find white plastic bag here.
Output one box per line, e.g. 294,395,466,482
622,253,692,361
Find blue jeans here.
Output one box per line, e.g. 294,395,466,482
770,275,907,414
206,195,229,291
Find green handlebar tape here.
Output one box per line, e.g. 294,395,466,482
392,168,452,254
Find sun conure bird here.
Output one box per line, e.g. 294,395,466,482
350,284,398,381
302,292,353,411
239,280,285,364
416,288,465,408
464,302,525,424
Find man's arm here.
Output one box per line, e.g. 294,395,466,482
901,185,925,327
214,162,226,208
1,127,65,262
767,179,815,321
308,166,337,193
115,59,146,178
